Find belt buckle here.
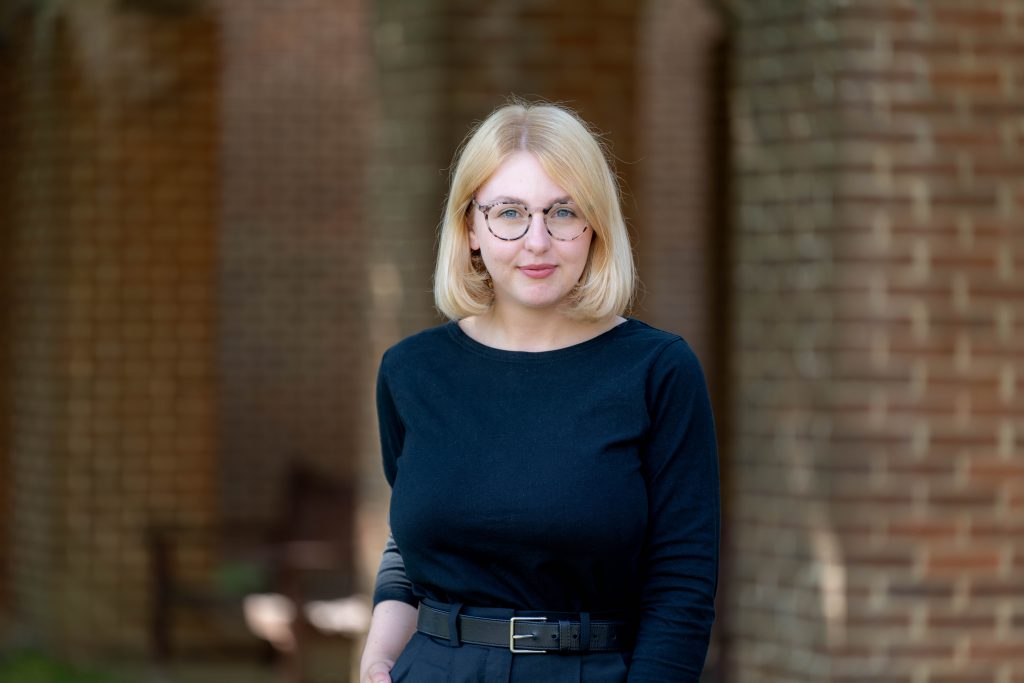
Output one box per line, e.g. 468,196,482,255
509,616,547,654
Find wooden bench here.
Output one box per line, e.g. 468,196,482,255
148,463,366,681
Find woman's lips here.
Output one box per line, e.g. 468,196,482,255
519,265,557,279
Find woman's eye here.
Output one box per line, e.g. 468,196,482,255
553,206,577,219
496,207,524,220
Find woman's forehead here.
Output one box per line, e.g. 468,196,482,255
476,151,569,201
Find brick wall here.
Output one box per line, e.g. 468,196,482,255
216,0,372,524
635,0,725,362
7,11,78,650
728,0,1024,681
727,1,844,678
0,15,14,620
3,0,377,655
360,0,450,583
636,3,729,678
5,2,220,654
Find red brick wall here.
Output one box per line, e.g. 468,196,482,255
726,2,841,678
727,0,1024,681
359,0,449,584
636,0,724,361
5,2,220,654
636,3,729,677
4,0,377,655
6,11,74,650
216,0,372,524
0,19,14,621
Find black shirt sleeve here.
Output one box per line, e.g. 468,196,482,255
376,350,405,488
372,352,418,607
628,339,720,681
373,532,418,607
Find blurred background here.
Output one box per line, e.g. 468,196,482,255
1,0,1022,681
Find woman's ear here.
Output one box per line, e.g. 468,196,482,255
468,222,480,251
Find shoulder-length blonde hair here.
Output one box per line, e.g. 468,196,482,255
434,101,636,322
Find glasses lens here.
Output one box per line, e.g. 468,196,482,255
485,203,530,239
546,203,587,240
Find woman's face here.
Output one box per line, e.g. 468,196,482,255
468,151,593,316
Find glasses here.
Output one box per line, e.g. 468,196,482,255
471,198,589,242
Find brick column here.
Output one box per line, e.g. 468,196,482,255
0,14,15,621
636,5,731,677
217,0,372,524
635,0,725,362
6,2,219,654
727,2,844,678
728,0,1024,681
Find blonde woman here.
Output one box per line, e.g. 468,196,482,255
360,101,719,683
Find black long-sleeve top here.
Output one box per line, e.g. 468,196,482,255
373,319,720,681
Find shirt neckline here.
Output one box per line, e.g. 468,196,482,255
445,318,637,363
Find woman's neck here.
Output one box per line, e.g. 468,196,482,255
459,307,624,352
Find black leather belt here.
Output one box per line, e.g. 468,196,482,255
416,603,630,653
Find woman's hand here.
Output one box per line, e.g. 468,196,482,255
359,600,417,683
362,659,395,683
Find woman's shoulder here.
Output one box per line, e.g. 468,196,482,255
380,321,458,365
614,318,692,353
614,319,706,377
618,318,683,345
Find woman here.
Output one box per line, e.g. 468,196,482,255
360,101,719,682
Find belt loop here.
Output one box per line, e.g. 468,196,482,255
558,620,571,652
447,602,463,648
578,612,591,653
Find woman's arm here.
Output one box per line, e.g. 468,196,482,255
363,355,419,682
362,533,419,681
629,339,720,682
359,600,417,683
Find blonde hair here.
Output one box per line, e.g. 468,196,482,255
434,101,636,322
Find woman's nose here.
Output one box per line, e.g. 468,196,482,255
523,212,551,252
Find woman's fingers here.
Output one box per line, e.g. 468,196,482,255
364,660,392,683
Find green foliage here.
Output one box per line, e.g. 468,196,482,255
0,651,126,683
213,560,270,597
116,0,203,14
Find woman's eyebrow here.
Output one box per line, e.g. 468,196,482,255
483,195,528,205
484,195,573,206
